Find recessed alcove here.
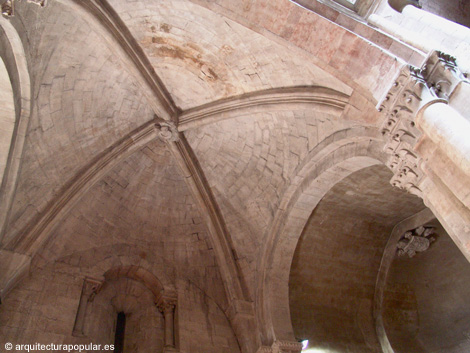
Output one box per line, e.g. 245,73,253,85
289,164,425,352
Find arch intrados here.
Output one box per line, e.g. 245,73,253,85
0,17,31,242
256,129,388,344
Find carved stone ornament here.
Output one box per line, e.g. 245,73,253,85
83,278,103,302
397,225,435,257
272,340,303,353
1,0,46,17
1,0,13,16
421,51,469,100
156,296,177,314
378,67,430,196
155,121,179,142
377,50,468,196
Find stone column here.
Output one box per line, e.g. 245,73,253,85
156,296,177,351
368,6,470,73
417,103,470,176
72,278,103,337
378,50,470,262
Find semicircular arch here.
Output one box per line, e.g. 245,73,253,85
256,127,389,344
0,17,31,242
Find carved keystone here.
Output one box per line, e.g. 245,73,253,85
155,121,179,142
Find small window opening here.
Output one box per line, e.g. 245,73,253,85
114,312,126,353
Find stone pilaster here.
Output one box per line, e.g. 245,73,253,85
225,299,260,353
272,340,303,353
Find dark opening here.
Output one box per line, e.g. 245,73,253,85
114,312,126,353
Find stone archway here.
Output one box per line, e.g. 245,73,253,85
256,127,388,348
73,265,179,353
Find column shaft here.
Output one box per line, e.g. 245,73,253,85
417,102,470,177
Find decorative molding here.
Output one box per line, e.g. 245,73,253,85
165,136,259,352
166,136,245,303
256,346,273,353
397,225,435,257
271,340,303,353
255,341,303,353
379,67,429,196
379,51,469,196
179,86,348,131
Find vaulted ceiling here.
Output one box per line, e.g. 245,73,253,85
4,0,460,352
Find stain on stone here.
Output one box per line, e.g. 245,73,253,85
143,36,220,82
152,36,166,45
160,23,171,33
140,35,237,97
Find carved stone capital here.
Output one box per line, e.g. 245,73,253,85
1,0,46,17
271,340,303,353
1,0,13,17
379,67,430,196
155,121,179,142
83,278,103,302
421,51,469,100
156,296,177,314
378,50,468,196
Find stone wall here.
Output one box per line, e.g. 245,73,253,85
383,222,470,352
0,255,240,353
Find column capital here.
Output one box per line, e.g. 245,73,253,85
378,50,468,196
156,295,177,314
271,340,303,353
83,278,103,302
2,0,47,18
256,340,303,353
421,51,469,101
